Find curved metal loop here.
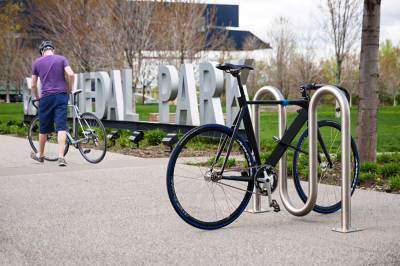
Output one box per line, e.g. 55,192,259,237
309,85,357,232
248,86,287,213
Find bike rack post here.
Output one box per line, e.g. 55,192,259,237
246,86,287,213
309,85,360,233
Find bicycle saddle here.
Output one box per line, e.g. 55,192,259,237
216,63,254,73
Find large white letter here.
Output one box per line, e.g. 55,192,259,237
121,69,139,121
199,62,224,125
158,65,178,123
107,70,125,120
79,72,111,119
176,64,200,126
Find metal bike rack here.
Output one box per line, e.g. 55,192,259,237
279,118,317,217
247,86,287,213
309,85,360,233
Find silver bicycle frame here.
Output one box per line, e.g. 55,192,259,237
66,103,88,146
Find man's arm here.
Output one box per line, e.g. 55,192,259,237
31,75,39,99
65,66,75,94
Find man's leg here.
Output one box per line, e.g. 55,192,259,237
58,130,66,158
54,93,69,166
38,133,47,158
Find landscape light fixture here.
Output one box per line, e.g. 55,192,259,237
129,130,144,148
107,130,120,146
162,133,178,152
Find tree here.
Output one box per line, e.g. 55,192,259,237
291,35,321,87
111,0,158,103
31,0,123,72
322,0,362,85
154,1,228,67
341,53,360,106
357,0,381,162
379,40,400,106
266,17,296,98
0,2,28,103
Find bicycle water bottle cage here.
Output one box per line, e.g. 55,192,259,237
216,63,254,76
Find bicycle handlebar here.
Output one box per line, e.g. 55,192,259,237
29,97,39,109
300,83,351,103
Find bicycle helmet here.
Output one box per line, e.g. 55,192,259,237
38,40,54,55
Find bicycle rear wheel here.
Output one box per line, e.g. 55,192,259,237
167,124,255,230
28,116,69,161
292,120,360,213
77,112,107,163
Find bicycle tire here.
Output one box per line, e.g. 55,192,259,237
28,116,69,161
292,120,360,214
77,112,107,164
167,124,255,230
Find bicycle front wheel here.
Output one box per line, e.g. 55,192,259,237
28,116,69,161
77,112,107,163
292,120,360,214
167,124,255,230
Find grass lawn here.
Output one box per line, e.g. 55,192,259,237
0,103,24,122
1,102,399,152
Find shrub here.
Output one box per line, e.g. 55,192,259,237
375,177,383,186
360,161,378,173
379,92,393,106
145,129,166,146
118,137,130,148
379,163,400,178
388,176,400,190
391,153,400,163
377,153,392,164
359,172,376,184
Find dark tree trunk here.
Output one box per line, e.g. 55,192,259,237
142,85,146,105
336,58,342,85
6,80,10,104
357,0,381,162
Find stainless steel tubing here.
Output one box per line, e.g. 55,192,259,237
247,86,286,213
279,105,317,217
309,85,359,233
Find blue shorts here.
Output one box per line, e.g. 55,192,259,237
39,93,69,134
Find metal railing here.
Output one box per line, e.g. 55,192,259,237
247,86,287,213
308,85,360,233
248,86,318,216
249,85,359,233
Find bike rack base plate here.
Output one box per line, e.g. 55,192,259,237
245,209,270,214
332,227,362,233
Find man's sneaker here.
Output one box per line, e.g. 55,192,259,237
58,157,67,167
30,152,44,163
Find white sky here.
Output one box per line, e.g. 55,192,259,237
207,0,400,58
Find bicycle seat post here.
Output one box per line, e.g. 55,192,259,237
235,74,248,106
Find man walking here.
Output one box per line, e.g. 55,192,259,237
31,40,75,166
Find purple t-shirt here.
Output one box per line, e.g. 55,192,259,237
32,54,69,98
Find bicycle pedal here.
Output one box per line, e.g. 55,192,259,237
270,199,280,212
83,149,91,154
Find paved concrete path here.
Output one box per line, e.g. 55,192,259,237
0,134,399,265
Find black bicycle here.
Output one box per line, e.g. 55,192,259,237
166,63,360,230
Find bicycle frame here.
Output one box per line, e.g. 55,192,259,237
66,97,94,147
215,74,332,180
